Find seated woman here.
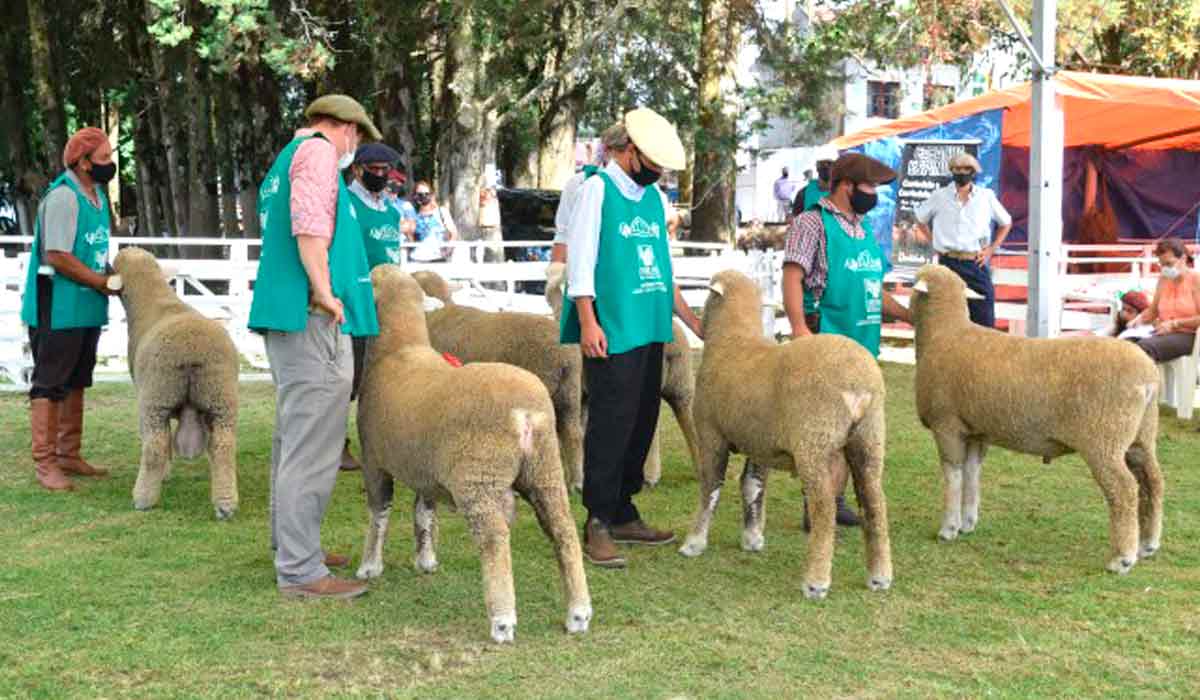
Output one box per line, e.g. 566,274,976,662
1132,239,1200,362
1107,290,1151,339
410,180,458,263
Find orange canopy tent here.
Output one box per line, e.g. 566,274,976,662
831,71,1200,152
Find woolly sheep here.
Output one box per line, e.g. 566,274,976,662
111,247,239,519
411,270,585,490
910,264,1163,574
355,265,592,643
544,262,700,486
677,270,892,599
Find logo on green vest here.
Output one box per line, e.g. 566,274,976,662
620,216,662,239
367,226,399,242
261,175,281,200
844,250,883,273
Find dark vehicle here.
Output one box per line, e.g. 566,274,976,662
497,187,560,293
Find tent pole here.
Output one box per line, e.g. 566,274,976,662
1025,0,1062,338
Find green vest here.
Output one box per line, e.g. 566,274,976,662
802,180,829,212
349,187,404,268
804,208,883,357
20,172,110,330
248,135,379,337
560,172,674,355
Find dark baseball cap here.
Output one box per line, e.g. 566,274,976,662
830,153,897,186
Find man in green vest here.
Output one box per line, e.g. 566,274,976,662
560,108,704,569
249,95,381,600
792,144,839,216
21,127,121,492
781,152,911,528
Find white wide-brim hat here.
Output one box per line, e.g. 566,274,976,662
624,108,686,171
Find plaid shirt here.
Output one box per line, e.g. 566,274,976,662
782,197,869,303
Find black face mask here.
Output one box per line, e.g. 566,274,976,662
952,172,974,187
88,161,117,184
361,170,388,193
817,163,832,182
849,186,878,215
413,193,431,206
630,152,662,187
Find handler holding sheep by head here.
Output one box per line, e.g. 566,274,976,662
560,108,704,569
781,152,912,527
248,95,381,600
21,127,122,492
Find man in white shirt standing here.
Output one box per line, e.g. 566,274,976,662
773,167,795,222
915,152,1012,327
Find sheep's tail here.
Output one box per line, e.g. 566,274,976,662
512,407,561,481
1133,381,1159,450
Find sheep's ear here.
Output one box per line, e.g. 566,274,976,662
106,275,123,292
448,281,464,292
912,279,930,294
160,265,180,279
708,280,725,297
963,286,985,300
422,296,445,312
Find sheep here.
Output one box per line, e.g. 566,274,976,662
411,270,585,491
910,264,1163,574
544,262,700,486
355,265,592,644
110,247,239,519
677,269,892,600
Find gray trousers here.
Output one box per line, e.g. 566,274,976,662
265,312,354,587
1135,332,1196,363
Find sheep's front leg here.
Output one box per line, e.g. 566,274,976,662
207,418,239,520
461,501,518,643
933,431,968,541
679,435,729,557
740,460,769,552
132,407,172,512
413,494,439,573
1084,450,1141,574
356,464,394,580
959,441,986,534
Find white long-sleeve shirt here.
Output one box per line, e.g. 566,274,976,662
565,161,672,299
553,171,589,244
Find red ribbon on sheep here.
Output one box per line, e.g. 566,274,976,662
441,352,463,368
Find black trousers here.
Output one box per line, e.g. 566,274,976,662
939,255,996,328
28,275,101,401
582,342,664,526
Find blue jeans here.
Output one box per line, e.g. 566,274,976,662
939,255,996,328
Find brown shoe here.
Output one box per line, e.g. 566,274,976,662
610,519,676,546
57,390,108,477
279,575,368,600
339,439,361,471
324,552,350,568
583,519,626,568
32,399,73,492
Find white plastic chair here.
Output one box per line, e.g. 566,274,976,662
1159,332,1200,419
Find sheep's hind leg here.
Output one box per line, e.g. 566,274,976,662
740,460,769,553
132,407,172,512
1125,442,1163,559
519,479,592,635
413,494,440,573
959,441,986,534
642,428,663,487
206,415,238,520
461,500,518,643
1083,448,1141,574
356,465,394,580
679,439,729,557
847,407,892,592
799,452,838,600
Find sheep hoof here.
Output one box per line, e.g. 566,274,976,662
132,498,157,512
643,479,659,488
1139,541,1160,559
867,576,892,592
565,603,592,634
1106,556,1136,575
740,531,765,553
938,526,960,542
959,516,977,534
490,613,517,644
214,504,236,521
804,583,829,601
356,561,384,580
678,537,707,558
414,555,439,574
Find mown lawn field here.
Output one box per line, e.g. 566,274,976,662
1,362,1197,698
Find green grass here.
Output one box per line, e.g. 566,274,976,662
1,362,1198,698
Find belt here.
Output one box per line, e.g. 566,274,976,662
939,250,979,261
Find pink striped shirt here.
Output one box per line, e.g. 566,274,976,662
288,128,339,241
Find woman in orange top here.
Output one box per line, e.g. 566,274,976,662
1135,238,1200,362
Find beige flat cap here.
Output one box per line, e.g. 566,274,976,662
625,107,686,171
305,94,382,141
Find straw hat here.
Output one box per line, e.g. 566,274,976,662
624,108,686,170
305,95,382,141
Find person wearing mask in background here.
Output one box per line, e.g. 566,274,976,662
385,168,418,245
410,181,458,263
914,152,1012,328
561,108,704,569
1130,239,1200,362
249,95,380,600
339,141,405,471
781,153,912,530
20,127,121,492
793,145,839,216
774,167,795,222
477,182,503,263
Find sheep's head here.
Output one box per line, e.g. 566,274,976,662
702,269,762,338
111,246,176,298
411,270,454,305
371,265,438,348
910,264,982,326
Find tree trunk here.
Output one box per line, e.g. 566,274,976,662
132,108,162,238
102,95,122,218
436,6,492,240
691,0,741,244
536,89,584,189
26,0,67,176
145,0,188,239
183,5,218,246
213,80,241,237
0,23,37,237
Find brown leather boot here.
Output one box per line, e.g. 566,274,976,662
57,389,107,477
338,439,361,471
583,518,626,568
32,399,73,491
610,519,676,546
